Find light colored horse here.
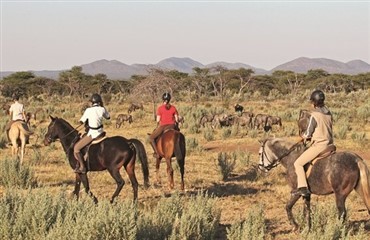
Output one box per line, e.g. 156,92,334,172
9,121,33,163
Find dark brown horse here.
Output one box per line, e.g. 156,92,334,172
44,116,149,203
155,129,186,190
258,137,370,231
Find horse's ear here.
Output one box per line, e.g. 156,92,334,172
49,115,56,121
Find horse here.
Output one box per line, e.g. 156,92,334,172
258,137,370,231
9,121,33,163
43,116,149,203
154,129,186,190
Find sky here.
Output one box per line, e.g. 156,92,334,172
1,0,369,72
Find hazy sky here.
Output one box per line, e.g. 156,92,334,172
1,0,369,71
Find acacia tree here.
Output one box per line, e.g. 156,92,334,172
191,67,211,98
58,66,88,96
229,68,254,96
130,68,181,120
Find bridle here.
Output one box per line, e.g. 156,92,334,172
258,139,304,171
45,120,83,144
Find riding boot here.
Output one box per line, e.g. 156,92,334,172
74,152,86,174
150,139,159,158
293,187,311,197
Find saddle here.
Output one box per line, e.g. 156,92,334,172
305,144,336,177
82,132,107,161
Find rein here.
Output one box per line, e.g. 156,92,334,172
260,139,304,171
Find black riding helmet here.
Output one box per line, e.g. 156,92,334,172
90,93,103,105
162,92,171,102
310,90,325,106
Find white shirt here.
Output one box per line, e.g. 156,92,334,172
80,104,110,138
9,101,25,121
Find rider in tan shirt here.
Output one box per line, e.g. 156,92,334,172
294,90,334,197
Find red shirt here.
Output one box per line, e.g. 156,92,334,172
157,104,178,126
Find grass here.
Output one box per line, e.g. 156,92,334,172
1,90,370,239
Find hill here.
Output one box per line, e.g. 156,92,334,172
1,57,369,80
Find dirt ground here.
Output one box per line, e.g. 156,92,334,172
202,140,370,239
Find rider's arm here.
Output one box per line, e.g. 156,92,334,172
302,116,317,139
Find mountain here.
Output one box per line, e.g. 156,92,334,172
156,57,204,73
1,57,369,80
80,59,150,79
205,61,268,75
271,57,370,74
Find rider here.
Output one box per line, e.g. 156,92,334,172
5,94,28,145
73,93,110,174
294,90,334,197
149,92,179,158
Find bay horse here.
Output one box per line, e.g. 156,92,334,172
44,116,149,203
9,121,33,163
258,137,370,231
155,129,186,190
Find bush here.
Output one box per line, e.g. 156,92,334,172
227,205,266,240
217,152,236,181
0,158,37,188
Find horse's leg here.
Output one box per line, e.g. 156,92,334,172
166,157,174,190
177,157,185,191
107,167,126,203
155,157,162,185
335,192,348,220
303,195,312,230
125,162,139,201
20,136,26,164
73,174,82,199
79,173,98,204
285,194,301,231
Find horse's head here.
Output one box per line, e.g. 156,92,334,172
44,116,60,146
258,138,304,172
258,138,281,172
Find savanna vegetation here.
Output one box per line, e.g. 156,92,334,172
0,66,370,239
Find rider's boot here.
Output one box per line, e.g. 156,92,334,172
74,152,86,174
150,139,159,158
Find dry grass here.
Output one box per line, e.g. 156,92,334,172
1,91,370,239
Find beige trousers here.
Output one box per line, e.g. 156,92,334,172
294,143,328,188
73,135,93,159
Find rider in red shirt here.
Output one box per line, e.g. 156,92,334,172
149,92,179,158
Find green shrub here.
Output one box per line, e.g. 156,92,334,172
169,193,220,240
217,152,236,181
203,127,214,141
186,137,199,153
227,204,266,240
0,158,37,188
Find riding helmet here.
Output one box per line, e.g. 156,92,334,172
310,90,325,106
90,93,103,105
162,92,171,102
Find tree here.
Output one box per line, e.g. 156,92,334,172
229,68,254,96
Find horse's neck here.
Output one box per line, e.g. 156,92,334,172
58,123,79,154
279,143,306,168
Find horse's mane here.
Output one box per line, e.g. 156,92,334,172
55,117,78,135
265,137,298,152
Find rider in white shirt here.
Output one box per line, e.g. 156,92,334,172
5,94,27,144
73,94,110,174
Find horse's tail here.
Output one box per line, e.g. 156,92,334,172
129,138,150,188
355,159,370,214
16,121,33,136
174,132,186,163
